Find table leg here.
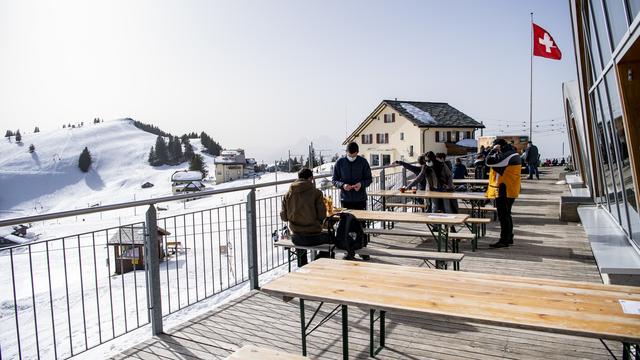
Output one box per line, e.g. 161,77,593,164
369,309,387,357
342,305,349,360
300,299,307,356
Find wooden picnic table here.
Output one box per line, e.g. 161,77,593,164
262,258,640,360
369,189,489,217
332,210,469,268
452,178,489,185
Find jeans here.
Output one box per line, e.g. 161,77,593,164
528,163,539,179
291,233,332,267
341,200,367,210
495,196,515,243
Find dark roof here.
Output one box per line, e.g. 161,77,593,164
107,226,170,245
383,100,485,128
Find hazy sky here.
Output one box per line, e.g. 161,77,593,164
0,0,576,162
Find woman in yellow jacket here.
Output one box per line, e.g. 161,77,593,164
485,139,522,248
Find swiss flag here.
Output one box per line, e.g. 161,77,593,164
532,23,562,60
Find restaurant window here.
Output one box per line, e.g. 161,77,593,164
382,154,391,166
591,0,613,62
383,113,395,123
585,4,604,79
603,0,629,49
628,0,640,19
591,90,613,211
371,154,380,166
605,69,635,233
598,75,628,229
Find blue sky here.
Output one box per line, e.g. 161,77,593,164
0,0,576,161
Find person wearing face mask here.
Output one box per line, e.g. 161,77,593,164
280,168,332,267
332,142,373,211
402,151,457,214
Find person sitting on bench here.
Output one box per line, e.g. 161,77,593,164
280,168,333,267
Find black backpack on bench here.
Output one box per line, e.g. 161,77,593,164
334,213,367,252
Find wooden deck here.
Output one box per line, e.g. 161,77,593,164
114,168,622,359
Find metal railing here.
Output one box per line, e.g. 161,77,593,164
0,163,407,359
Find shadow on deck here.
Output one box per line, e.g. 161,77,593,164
114,169,619,360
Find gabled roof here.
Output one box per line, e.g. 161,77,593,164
384,100,484,128
344,100,484,144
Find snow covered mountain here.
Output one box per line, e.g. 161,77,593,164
0,119,216,220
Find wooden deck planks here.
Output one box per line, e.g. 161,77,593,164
115,171,623,359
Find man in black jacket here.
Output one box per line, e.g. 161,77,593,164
332,142,373,211
524,141,540,180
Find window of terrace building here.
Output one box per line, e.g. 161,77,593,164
371,154,380,166
383,113,395,123
382,154,391,166
598,73,630,233
603,0,629,49
362,134,373,144
585,3,604,80
591,0,613,67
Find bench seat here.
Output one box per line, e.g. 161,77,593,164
333,247,463,269
384,202,426,209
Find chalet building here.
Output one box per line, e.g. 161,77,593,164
343,100,484,171
244,157,257,177
171,170,204,195
214,149,246,183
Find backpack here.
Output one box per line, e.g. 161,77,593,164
334,213,367,252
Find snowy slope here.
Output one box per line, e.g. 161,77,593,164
0,119,216,220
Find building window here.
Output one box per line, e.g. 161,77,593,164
603,0,629,50
400,132,404,140
590,0,613,62
435,131,445,143
376,133,389,144
361,134,373,144
382,154,391,166
409,145,414,156
383,113,396,123
371,154,380,166
466,131,472,139
446,131,452,142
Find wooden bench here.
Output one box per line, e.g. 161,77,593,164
384,202,426,212
274,239,335,272
365,226,476,255
226,345,308,359
274,238,463,270
166,241,182,254
333,246,464,270
466,217,491,245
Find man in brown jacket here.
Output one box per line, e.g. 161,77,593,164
280,168,332,267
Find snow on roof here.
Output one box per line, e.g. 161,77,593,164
400,103,436,125
171,171,203,181
456,138,477,147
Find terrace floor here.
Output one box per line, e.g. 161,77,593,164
113,168,621,360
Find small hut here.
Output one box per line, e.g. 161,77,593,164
108,225,169,274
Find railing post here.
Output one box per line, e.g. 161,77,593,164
379,168,386,190
145,205,163,335
246,189,260,290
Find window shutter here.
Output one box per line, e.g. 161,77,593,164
392,113,395,122
361,134,365,143
385,133,389,143
466,131,471,139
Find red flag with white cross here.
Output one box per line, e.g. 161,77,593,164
532,23,562,60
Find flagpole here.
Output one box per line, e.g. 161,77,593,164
529,12,533,141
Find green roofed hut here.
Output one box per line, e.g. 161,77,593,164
108,225,170,274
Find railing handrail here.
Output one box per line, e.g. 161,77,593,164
0,162,407,228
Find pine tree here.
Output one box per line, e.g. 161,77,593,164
15,130,21,143
154,136,169,165
184,142,194,161
78,147,92,172
189,154,208,177
28,144,35,153
4,130,13,138
148,146,157,166
63,124,66,129
34,126,40,133
172,136,183,163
